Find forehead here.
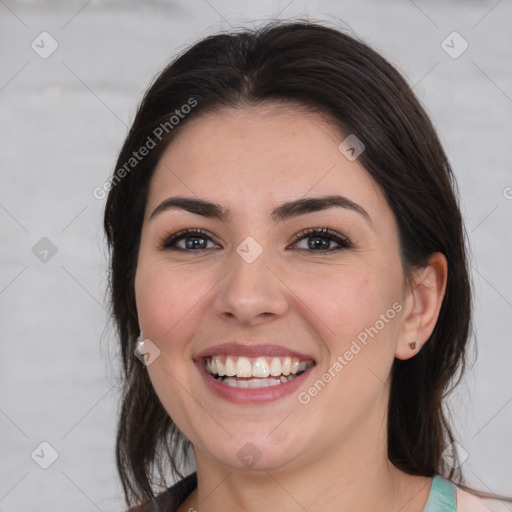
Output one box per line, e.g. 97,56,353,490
146,104,388,221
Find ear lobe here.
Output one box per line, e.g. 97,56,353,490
395,252,448,360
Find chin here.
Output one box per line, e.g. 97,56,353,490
200,429,309,473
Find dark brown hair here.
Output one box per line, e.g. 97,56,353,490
104,19,503,508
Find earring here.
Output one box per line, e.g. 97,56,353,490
408,341,418,350
134,333,146,367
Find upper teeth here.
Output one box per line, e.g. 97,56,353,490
206,355,312,378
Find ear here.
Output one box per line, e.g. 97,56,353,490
395,252,448,360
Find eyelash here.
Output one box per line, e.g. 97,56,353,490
159,227,352,254
290,227,352,252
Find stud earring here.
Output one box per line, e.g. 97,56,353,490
408,341,418,350
134,333,146,366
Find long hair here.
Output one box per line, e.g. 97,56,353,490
103,19,497,507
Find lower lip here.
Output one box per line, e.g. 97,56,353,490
195,359,314,404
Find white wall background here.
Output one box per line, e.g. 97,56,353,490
0,0,511,510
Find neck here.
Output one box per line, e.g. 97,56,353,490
183,405,432,512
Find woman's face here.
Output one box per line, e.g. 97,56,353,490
135,104,410,472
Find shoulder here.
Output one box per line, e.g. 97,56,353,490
456,486,512,512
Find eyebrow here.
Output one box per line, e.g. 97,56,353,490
149,194,372,225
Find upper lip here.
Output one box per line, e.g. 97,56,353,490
195,342,316,361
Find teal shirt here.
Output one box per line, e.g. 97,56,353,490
424,475,457,512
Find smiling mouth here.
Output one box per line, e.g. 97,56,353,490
204,355,315,388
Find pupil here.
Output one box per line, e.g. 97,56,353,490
309,237,329,250
186,236,206,249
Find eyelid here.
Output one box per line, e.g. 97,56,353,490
290,226,351,245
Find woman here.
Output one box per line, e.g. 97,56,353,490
104,20,509,512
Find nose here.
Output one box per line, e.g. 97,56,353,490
213,245,289,326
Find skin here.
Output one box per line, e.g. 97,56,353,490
134,104,448,512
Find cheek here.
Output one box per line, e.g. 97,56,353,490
292,268,401,422
134,260,203,423
135,258,199,346
294,267,395,340
290,260,403,388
